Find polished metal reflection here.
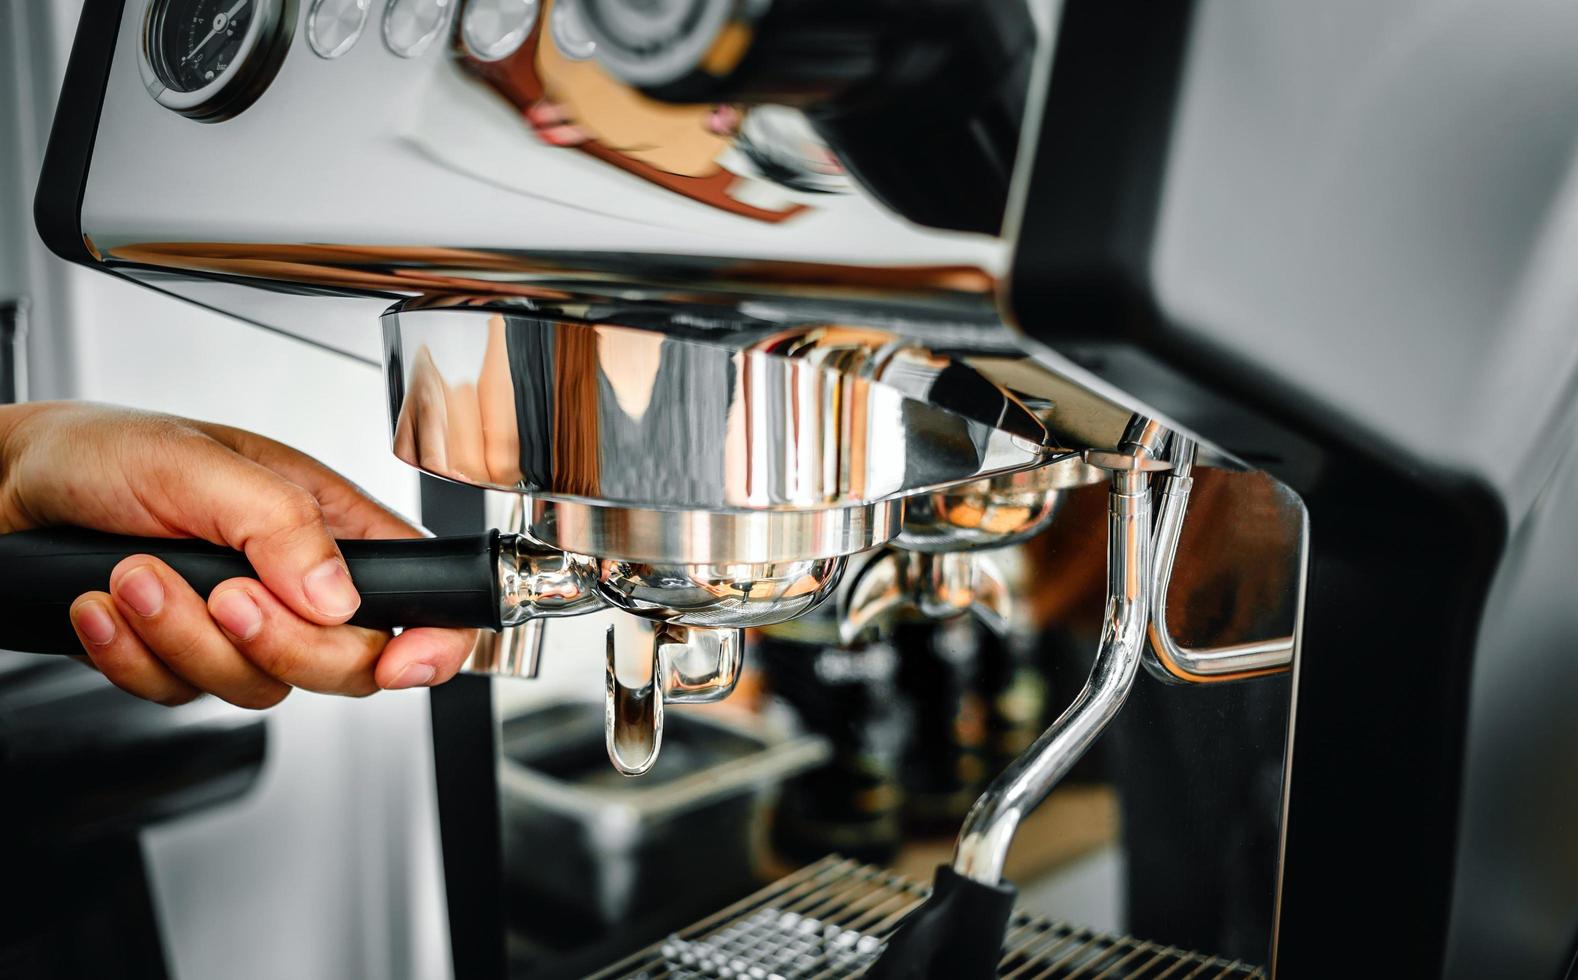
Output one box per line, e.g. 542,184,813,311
531,498,898,564
86,0,1047,365
497,532,605,624
461,0,540,61
896,454,1104,553
734,106,850,195
597,555,844,628
464,617,546,677
382,0,454,58
1145,437,1298,684
549,0,597,59
382,305,1051,509
494,526,850,629
604,623,743,775
307,0,371,58
952,443,1160,885
838,549,1011,646
656,623,743,704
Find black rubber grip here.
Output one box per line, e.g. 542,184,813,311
0,527,503,656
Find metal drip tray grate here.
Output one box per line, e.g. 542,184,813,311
591,856,1267,980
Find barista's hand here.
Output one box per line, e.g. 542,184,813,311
0,402,477,707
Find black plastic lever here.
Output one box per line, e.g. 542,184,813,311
0,527,504,656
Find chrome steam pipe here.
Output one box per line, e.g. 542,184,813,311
1144,436,1297,684
952,443,1160,885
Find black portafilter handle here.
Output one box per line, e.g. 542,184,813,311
0,527,504,657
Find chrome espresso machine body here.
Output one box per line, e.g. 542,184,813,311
33,0,1578,976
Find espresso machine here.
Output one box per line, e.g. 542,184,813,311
21,0,1578,976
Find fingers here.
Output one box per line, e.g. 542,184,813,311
207,577,387,696
374,628,479,691
209,581,475,694
195,421,418,541
73,560,478,704
446,381,488,484
395,346,453,478
105,557,290,709
146,436,363,626
70,593,201,706
478,315,524,486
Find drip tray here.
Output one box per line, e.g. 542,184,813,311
590,855,1266,979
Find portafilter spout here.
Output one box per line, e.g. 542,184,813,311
544,500,895,775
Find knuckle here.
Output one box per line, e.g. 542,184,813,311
273,488,325,532
154,625,209,667
247,635,305,682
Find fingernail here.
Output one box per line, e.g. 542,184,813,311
387,663,437,690
74,601,117,645
304,560,360,619
119,566,165,618
538,124,589,147
211,589,263,641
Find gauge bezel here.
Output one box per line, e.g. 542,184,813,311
460,0,539,62
382,0,456,59
307,0,371,58
139,0,298,121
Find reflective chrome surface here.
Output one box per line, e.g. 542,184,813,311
596,555,843,628
88,0,1016,363
1145,438,1299,684
382,0,453,58
530,498,898,564
306,0,370,57
895,455,1105,553
461,0,539,61
837,549,1012,646
465,616,546,677
497,532,604,623
383,304,1052,509
604,623,742,775
953,449,1158,885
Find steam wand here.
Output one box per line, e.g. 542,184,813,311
867,435,1167,979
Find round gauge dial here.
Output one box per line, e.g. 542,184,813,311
307,0,370,58
549,0,595,61
383,0,455,58
140,0,295,120
461,0,539,62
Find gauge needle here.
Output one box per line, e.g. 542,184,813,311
183,0,251,64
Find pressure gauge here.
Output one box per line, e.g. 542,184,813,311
461,0,539,61
138,0,296,120
306,0,369,58
382,0,454,58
